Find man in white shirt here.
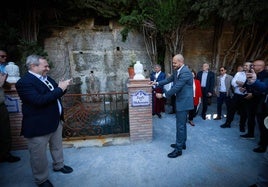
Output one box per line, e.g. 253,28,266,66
220,62,252,131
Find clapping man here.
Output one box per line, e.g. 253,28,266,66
16,55,73,187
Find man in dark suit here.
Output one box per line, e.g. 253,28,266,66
244,59,268,153
16,55,73,187
197,63,215,120
150,64,166,118
247,67,268,187
151,54,193,158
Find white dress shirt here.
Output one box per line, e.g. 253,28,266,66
231,71,246,95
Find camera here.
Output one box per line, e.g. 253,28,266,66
249,64,254,73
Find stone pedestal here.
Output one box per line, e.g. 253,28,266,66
4,84,27,150
127,79,152,142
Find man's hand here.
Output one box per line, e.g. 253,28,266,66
239,87,246,93
149,81,157,85
236,81,245,87
244,93,253,100
246,69,257,85
156,93,163,99
58,78,72,91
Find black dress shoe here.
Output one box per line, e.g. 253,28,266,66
156,113,162,118
201,114,206,120
249,184,257,187
220,123,231,128
253,146,266,153
167,150,182,158
1,153,20,163
240,134,254,139
53,165,73,174
188,120,195,126
170,144,186,150
38,180,53,187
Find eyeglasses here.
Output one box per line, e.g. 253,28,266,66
0,55,7,58
220,69,225,71
44,80,54,91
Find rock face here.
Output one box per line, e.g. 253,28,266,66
44,19,234,94
44,19,151,94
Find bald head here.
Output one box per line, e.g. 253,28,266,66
174,54,184,63
172,54,185,70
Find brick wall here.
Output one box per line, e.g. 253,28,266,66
4,84,27,150
127,79,152,142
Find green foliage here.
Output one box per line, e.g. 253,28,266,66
0,0,267,68
192,0,268,27
119,9,145,41
71,0,133,18
152,0,191,34
120,27,131,42
129,52,136,67
17,40,52,71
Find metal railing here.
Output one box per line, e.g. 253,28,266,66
61,92,129,140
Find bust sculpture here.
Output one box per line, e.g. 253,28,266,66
5,62,20,83
133,61,145,80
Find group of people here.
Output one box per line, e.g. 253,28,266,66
149,55,267,186
150,57,268,155
214,60,268,154
0,50,73,187
2,49,267,186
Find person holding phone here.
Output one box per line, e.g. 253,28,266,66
220,62,251,131
244,59,268,153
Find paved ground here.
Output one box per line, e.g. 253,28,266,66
0,101,265,187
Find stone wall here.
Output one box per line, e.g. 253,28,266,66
44,19,234,85
183,25,233,74
44,19,151,94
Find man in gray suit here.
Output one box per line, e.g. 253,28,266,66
214,66,233,120
151,54,193,158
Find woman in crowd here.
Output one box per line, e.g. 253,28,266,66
188,70,202,126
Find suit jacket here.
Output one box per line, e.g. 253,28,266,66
150,71,166,91
251,80,268,93
158,65,194,111
197,70,215,96
214,74,233,97
15,72,65,138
